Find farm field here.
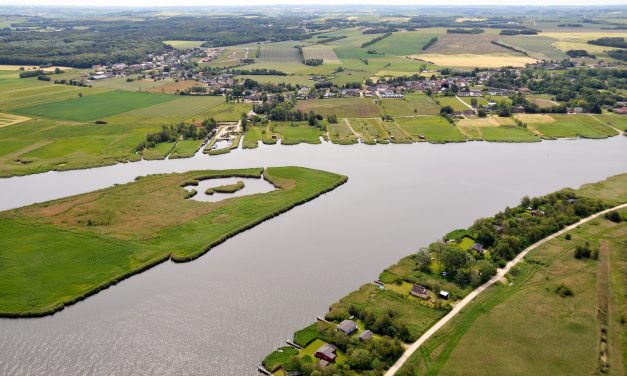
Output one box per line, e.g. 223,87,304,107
520,114,619,139
0,166,347,316
425,33,512,54
91,77,172,92
0,113,30,128
398,207,627,376
201,46,252,68
123,95,225,120
328,119,358,144
479,125,540,142
396,116,466,143
381,120,412,143
365,31,440,56
348,118,389,144
196,102,252,122
14,91,176,122
294,98,381,118
302,45,341,64
271,122,324,145
499,35,568,60
258,43,302,64
164,40,206,50
414,53,537,68
168,140,203,159
437,96,471,112
0,78,110,110
238,74,311,86
379,93,440,116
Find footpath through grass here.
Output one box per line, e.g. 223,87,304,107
0,166,347,317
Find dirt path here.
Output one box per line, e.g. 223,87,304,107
455,95,474,110
343,118,361,139
385,202,627,376
588,114,622,134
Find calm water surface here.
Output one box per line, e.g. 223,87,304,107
0,138,626,376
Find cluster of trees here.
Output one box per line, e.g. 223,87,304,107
588,37,627,48
446,28,484,34
361,32,392,48
225,68,287,76
410,190,607,289
422,37,438,50
280,329,404,376
304,58,323,66
135,118,216,152
487,67,627,112
566,49,595,58
607,50,627,61
499,29,538,35
54,79,89,87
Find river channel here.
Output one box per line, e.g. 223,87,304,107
0,138,625,375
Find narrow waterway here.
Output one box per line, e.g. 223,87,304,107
0,138,625,375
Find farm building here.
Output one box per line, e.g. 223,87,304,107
359,330,373,341
336,319,357,335
470,242,485,254
410,284,430,300
314,343,337,363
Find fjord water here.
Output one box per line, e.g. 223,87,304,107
0,138,626,376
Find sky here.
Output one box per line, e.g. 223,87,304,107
1,0,626,6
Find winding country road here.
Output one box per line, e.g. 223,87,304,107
385,202,627,375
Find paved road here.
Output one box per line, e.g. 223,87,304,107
385,202,627,375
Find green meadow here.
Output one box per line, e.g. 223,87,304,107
14,91,175,122
0,166,347,316
396,116,466,143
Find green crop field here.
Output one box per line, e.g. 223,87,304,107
295,98,381,118
168,140,203,158
14,91,176,122
124,95,225,120
164,40,206,50
524,114,619,139
348,118,390,144
258,43,302,64
365,31,441,56
328,119,358,144
271,122,324,145
399,207,627,376
499,35,568,60
480,125,540,142
0,167,347,316
0,78,110,110
436,96,471,112
396,116,466,142
90,77,173,92
379,92,441,116
302,45,341,64
196,101,252,122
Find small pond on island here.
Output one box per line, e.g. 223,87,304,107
183,176,276,202
0,137,626,376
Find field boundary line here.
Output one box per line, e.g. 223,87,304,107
385,202,627,376
455,95,474,110
587,114,622,134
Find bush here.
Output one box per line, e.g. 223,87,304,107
605,210,622,223
555,284,573,297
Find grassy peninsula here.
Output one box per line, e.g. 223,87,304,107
0,166,347,317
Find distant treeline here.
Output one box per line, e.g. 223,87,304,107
361,32,392,48
363,27,398,34
588,37,627,49
0,15,322,68
447,28,484,34
226,68,287,76
422,37,438,50
491,41,528,56
499,29,539,35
